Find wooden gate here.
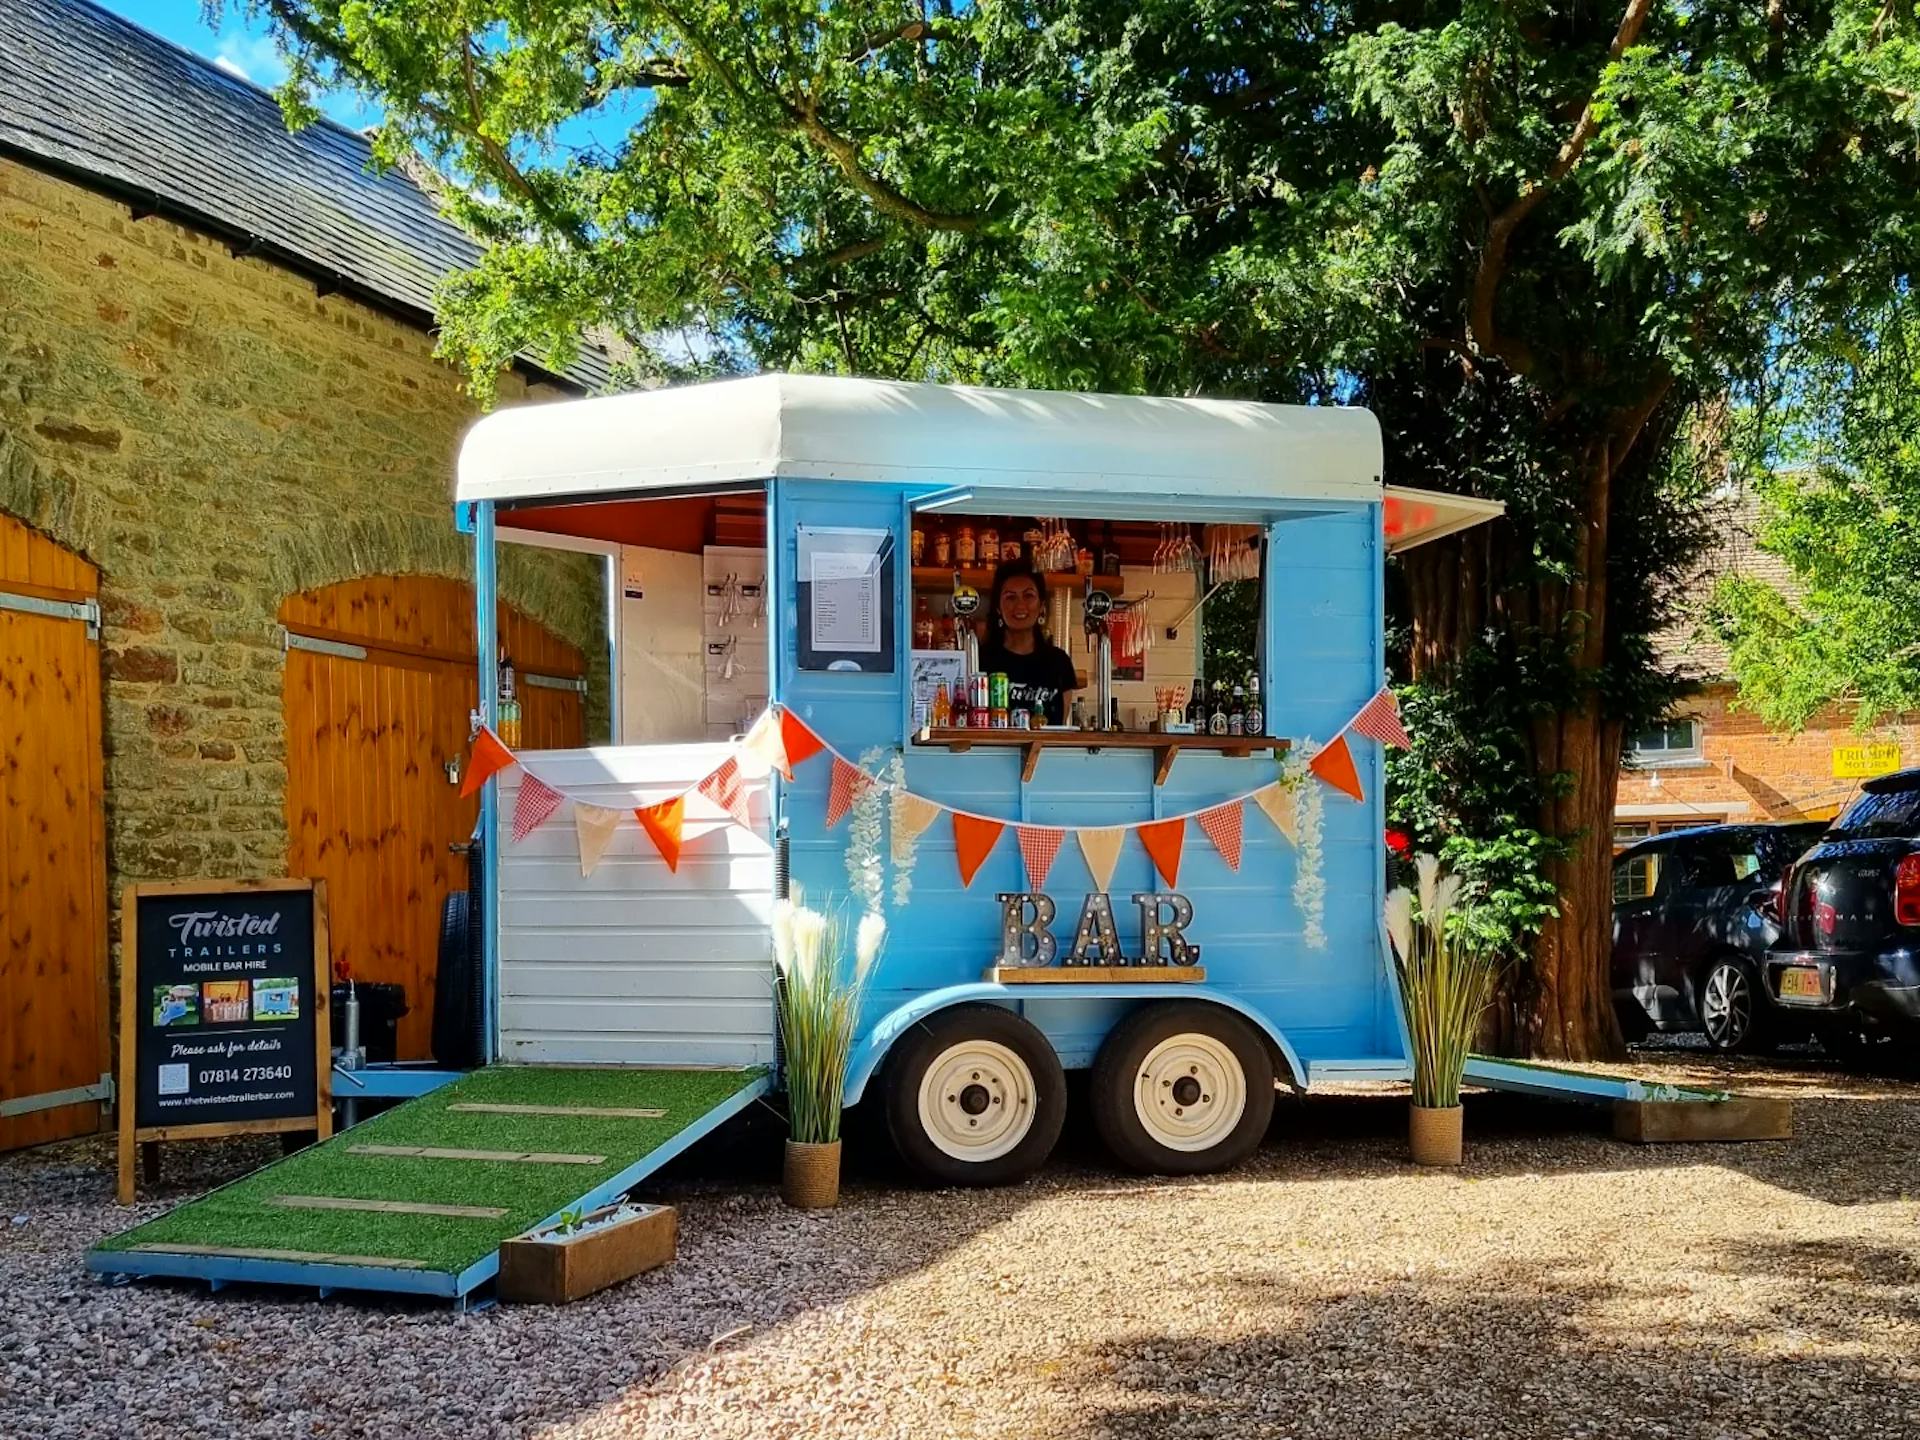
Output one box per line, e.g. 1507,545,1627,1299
0,515,109,1152
281,577,585,1059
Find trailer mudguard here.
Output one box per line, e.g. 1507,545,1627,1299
843,982,1308,1105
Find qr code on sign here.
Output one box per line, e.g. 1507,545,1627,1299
157,1063,189,1096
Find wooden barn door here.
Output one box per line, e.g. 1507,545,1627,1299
0,515,109,1151
280,577,585,1059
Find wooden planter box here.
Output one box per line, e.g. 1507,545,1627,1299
498,1203,677,1304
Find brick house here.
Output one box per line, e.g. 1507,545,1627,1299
1614,493,1916,846
0,0,619,1144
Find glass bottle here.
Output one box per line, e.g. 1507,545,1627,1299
1229,682,1246,737
932,683,951,728
1245,674,1265,736
1209,681,1229,736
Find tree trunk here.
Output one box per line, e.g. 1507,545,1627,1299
1402,439,1629,1062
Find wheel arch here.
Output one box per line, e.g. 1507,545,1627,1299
844,983,1307,1105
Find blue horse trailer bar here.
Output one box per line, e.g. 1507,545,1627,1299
454,374,1507,1183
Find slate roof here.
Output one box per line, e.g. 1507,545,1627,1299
0,0,613,392
1656,486,1802,681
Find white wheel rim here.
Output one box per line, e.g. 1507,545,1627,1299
1132,1033,1248,1153
917,1039,1038,1163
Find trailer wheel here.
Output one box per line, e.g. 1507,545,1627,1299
1091,1003,1275,1176
882,1004,1066,1186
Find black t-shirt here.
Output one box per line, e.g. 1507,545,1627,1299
980,640,1078,724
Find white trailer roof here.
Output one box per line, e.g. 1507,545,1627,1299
456,373,1500,548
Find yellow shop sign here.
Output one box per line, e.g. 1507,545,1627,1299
1832,742,1902,778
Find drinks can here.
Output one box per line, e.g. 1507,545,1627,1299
973,674,990,711
991,707,1009,729
1013,707,1030,730
989,672,1010,710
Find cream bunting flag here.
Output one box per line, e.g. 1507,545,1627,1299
891,791,942,863
1250,782,1298,846
574,802,622,877
1076,827,1126,893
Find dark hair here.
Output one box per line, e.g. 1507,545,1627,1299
988,558,1050,643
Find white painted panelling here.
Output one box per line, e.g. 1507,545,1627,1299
499,746,776,1067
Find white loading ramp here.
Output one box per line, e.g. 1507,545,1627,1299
497,746,778,1068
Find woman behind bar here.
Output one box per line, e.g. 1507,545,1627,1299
981,559,1078,725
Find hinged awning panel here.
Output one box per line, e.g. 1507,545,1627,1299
1383,485,1505,552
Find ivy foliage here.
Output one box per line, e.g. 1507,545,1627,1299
1713,293,1920,732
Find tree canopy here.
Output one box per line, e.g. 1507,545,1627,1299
1715,292,1920,732
242,0,1920,1055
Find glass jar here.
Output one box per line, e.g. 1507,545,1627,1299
933,528,953,567
910,527,926,565
979,528,1000,564
1001,539,1022,562
1076,547,1095,576
956,524,977,566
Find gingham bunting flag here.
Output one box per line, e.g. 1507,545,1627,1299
696,756,755,829
1196,800,1244,871
824,755,868,828
1347,686,1412,749
511,773,564,844
1015,826,1067,890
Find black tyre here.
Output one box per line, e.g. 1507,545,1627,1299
1090,1003,1276,1176
1698,957,1767,1054
432,891,480,1069
881,1004,1067,1186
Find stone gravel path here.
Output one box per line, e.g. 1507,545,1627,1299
3,1048,1917,1439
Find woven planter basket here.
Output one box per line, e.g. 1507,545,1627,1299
783,1139,842,1209
1409,1103,1464,1167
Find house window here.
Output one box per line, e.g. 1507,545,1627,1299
1627,718,1702,764
1612,852,1663,902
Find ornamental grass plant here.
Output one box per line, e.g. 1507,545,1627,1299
772,899,885,1145
1386,855,1500,1110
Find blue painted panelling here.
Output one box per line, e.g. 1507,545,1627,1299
776,479,914,919
776,486,1400,1074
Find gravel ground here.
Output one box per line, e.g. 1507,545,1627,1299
3,1045,1918,1440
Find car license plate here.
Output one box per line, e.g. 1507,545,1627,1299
1779,966,1823,1000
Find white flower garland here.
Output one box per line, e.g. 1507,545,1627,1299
885,752,921,909
1281,746,1327,950
844,744,889,915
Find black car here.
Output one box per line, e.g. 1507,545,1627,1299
1611,821,1829,1051
1768,769,1920,1052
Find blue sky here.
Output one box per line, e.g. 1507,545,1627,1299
100,1,636,156
102,2,383,128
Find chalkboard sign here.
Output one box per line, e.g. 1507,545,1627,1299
117,879,331,1204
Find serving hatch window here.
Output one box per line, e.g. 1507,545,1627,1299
906,515,1268,735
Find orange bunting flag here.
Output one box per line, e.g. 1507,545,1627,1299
1138,817,1187,889
952,812,1006,889
459,726,517,798
697,756,756,829
1309,733,1366,802
1196,801,1244,871
824,756,869,827
1015,826,1066,890
779,708,826,774
635,794,686,872
511,774,564,844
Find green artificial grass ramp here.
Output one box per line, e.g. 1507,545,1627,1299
97,1066,765,1275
